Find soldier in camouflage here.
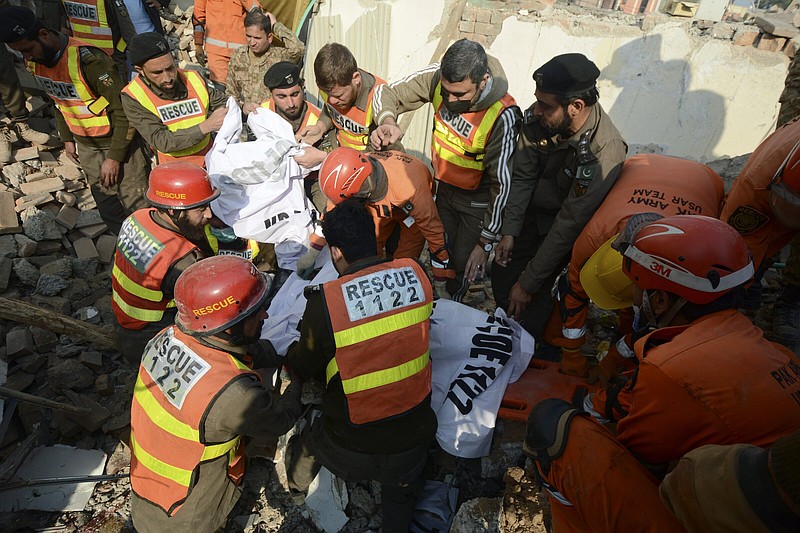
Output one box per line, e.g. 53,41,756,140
226,9,304,115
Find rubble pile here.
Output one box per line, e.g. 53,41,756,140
160,4,199,69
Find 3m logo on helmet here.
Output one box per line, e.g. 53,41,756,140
155,191,187,200
649,261,672,278
193,295,236,318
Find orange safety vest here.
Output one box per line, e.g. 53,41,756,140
121,70,211,167
112,209,200,330
130,326,258,516
261,98,321,132
430,84,516,190
34,37,111,138
320,75,386,151
63,0,119,55
321,258,433,425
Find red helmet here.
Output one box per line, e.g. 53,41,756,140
319,147,372,204
770,138,800,208
619,215,754,304
146,162,220,209
174,256,271,336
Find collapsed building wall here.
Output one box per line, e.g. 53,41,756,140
306,0,788,162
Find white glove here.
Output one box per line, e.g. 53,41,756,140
296,247,321,280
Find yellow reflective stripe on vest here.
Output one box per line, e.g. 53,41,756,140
125,79,159,115
130,431,193,486
333,303,432,348
112,263,164,302
133,376,240,457
327,350,430,393
112,290,165,322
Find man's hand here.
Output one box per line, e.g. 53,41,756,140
296,247,321,279
464,244,489,283
64,141,80,166
194,42,206,64
494,235,514,267
296,122,326,146
242,102,259,115
369,124,403,150
200,107,227,134
264,11,277,27
507,282,533,321
100,158,121,188
294,147,327,169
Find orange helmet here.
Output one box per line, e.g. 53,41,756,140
319,147,372,204
146,162,220,209
619,215,753,305
770,138,800,208
174,256,272,336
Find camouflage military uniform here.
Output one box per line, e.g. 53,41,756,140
225,22,304,107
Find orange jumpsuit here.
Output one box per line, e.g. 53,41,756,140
721,118,800,270
560,154,724,340
318,151,451,275
537,309,800,532
193,0,256,84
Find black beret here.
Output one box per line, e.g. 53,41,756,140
264,62,302,90
0,7,39,43
533,53,600,97
128,32,171,67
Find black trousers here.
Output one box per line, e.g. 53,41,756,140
287,416,429,533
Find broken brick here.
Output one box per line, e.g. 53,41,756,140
56,205,81,229
0,192,21,234
95,234,116,264
19,177,64,196
73,237,99,260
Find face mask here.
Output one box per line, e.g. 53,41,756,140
443,98,473,114
631,304,646,333
210,225,238,243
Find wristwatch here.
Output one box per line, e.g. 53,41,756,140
480,240,494,253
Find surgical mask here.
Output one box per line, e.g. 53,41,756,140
631,304,646,333
210,225,238,243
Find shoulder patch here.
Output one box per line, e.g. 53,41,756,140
727,205,770,235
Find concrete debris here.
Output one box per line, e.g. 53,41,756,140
6,327,35,358
40,257,73,279
14,233,38,257
35,273,69,296
48,359,96,391
450,497,503,533
305,467,350,533
0,256,12,291
13,258,40,286
0,445,106,512
21,207,62,241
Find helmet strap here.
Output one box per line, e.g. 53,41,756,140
642,289,688,329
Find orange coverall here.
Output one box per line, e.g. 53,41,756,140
559,154,724,339
721,118,800,270
536,309,800,532
193,0,256,84
317,151,451,275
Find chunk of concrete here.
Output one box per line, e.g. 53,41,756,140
15,193,53,212
6,328,35,358
95,374,114,396
30,294,71,315
63,390,111,432
78,223,108,239
0,234,16,258
40,258,73,279
755,15,800,38
74,209,104,229
2,162,27,188
0,191,21,234
0,257,12,291
55,190,77,206
13,258,40,286
79,351,103,370
73,237,99,260
95,234,116,264
449,497,502,533
0,445,107,512
56,205,81,230
48,359,95,391
711,23,736,40
305,468,349,533
35,273,69,296
14,233,37,257
21,207,62,241
19,177,64,196
12,146,39,162
30,326,59,352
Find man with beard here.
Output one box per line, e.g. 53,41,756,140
261,61,328,211
121,32,227,168
0,6,149,234
492,53,627,344
112,162,220,363
129,255,302,533
370,39,521,300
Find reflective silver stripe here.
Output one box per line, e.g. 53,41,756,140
542,483,574,507
204,37,244,49
561,326,586,340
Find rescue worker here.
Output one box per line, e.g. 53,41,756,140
554,154,724,377
60,0,167,80
286,199,437,533
129,255,302,533
297,42,388,152
660,430,800,532
492,53,627,342
262,61,327,212
296,148,454,286
370,39,521,302
0,6,149,234
121,32,227,168
524,214,800,532
112,162,217,363
227,9,303,114
193,0,259,85
721,118,800,352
